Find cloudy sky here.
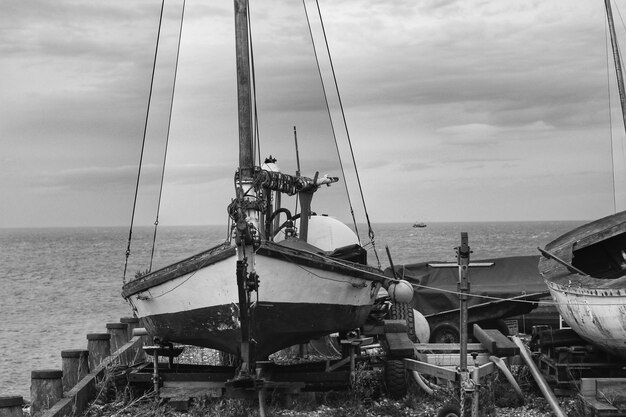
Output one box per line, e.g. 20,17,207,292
2,0,626,228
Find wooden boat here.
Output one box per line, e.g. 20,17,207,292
538,0,626,359
413,222,427,228
121,0,412,374
538,210,626,358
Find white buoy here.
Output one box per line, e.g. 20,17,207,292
413,309,430,343
388,280,413,304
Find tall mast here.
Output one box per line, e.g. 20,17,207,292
234,0,254,177
606,0,626,134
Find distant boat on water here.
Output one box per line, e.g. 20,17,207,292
413,222,427,228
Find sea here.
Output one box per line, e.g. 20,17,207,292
0,221,584,400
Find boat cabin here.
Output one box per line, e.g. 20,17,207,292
572,228,626,279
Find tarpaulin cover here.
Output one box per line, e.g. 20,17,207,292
384,255,548,316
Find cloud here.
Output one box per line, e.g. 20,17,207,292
29,163,234,192
0,0,621,226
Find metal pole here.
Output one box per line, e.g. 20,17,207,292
457,232,470,374
512,336,567,417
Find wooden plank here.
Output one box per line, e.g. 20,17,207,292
383,320,408,333
384,332,414,357
163,381,225,389
472,325,519,357
42,336,143,417
579,378,598,397
403,358,457,382
537,328,585,347
580,397,619,411
414,343,485,352
475,362,496,379
160,386,222,399
162,371,233,382
416,352,491,367
596,378,626,403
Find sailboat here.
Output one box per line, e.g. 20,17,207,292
538,0,626,359
121,0,412,375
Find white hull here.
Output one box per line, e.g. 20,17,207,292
123,241,382,357
539,210,626,359
545,280,626,358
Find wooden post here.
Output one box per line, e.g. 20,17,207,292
119,317,139,340
61,349,89,392
106,323,129,365
86,333,110,371
120,317,143,363
40,337,143,417
0,396,23,417
30,370,62,416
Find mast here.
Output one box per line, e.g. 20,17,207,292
234,0,254,177
606,0,626,134
232,0,257,380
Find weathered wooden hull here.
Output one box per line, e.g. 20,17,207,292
539,210,626,358
543,280,626,357
122,240,383,358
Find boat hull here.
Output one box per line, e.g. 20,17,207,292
122,241,382,358
539,210,626,358
544,280,626,357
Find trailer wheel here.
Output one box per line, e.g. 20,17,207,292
430,322,460,344
388,302,418,342
383,359,408,399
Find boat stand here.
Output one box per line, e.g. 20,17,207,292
404,233,514,417
142,344,185,394
531,326,626,392
126,352,357,410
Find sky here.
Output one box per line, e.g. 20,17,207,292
2,0,626,228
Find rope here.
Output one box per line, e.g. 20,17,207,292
314,1,379,258
149,0,187,272
265,243,592,307
302,1,361,238
606,15,617,214
612,0,626,203
308,0,382,268
123,0,166,284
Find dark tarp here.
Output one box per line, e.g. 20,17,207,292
384,255,549,317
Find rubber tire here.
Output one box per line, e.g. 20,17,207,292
429,322,460,343
383,359,407,399
437,404,461,417
388,302,418,342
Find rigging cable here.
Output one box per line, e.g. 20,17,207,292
301,1,361,239
606,10,618,214
123,0,166,284
613,0,626,205
149,0,187,272
313,0,381,268
607,0,626,212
